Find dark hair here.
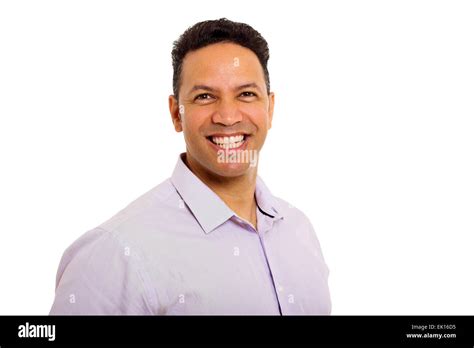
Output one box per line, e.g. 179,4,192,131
171,18,270,99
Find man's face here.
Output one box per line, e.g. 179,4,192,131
169,42,274,178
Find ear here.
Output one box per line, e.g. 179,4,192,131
267,92,275,130
169,95,183,132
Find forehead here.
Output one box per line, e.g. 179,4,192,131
180,42,265,88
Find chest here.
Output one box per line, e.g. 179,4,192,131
145,224,330,315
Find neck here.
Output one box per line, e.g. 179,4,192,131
184,153,258,230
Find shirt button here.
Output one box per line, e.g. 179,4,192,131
277,284,284,292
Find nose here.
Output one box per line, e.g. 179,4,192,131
211,97,243,126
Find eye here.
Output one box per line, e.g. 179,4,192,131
194,93,214,101
240,91,257,98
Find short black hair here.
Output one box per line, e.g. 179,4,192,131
171,18,270,100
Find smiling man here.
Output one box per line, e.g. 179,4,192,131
50,18,331,315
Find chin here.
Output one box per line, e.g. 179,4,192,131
210,162,253,178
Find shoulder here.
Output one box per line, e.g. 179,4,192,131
272,195,329,274
273,196,315,229
49,180,180,315
56,178,180,286
56,227,130,277
99,179,177,231
272,195,322,247
51,226,157,314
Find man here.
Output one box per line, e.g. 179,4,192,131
50,18,331,315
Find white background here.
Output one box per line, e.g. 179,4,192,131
1,0,473,315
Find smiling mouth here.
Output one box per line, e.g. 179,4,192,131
206,134,249,150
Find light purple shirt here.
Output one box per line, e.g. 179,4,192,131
50,153,331,315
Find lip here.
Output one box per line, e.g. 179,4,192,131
206,134,250,152
206,132,249,137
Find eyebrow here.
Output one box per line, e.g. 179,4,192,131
188,83,262,95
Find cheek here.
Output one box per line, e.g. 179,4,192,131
182,109,207,134
242,104,270,128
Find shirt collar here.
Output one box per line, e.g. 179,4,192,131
170,153,284,234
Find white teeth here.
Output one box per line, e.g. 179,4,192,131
214,140,244,149
211,135,245,148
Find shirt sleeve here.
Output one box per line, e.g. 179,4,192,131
305,216,330,279
49,227,157,315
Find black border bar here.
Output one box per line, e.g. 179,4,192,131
0,315,473,346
